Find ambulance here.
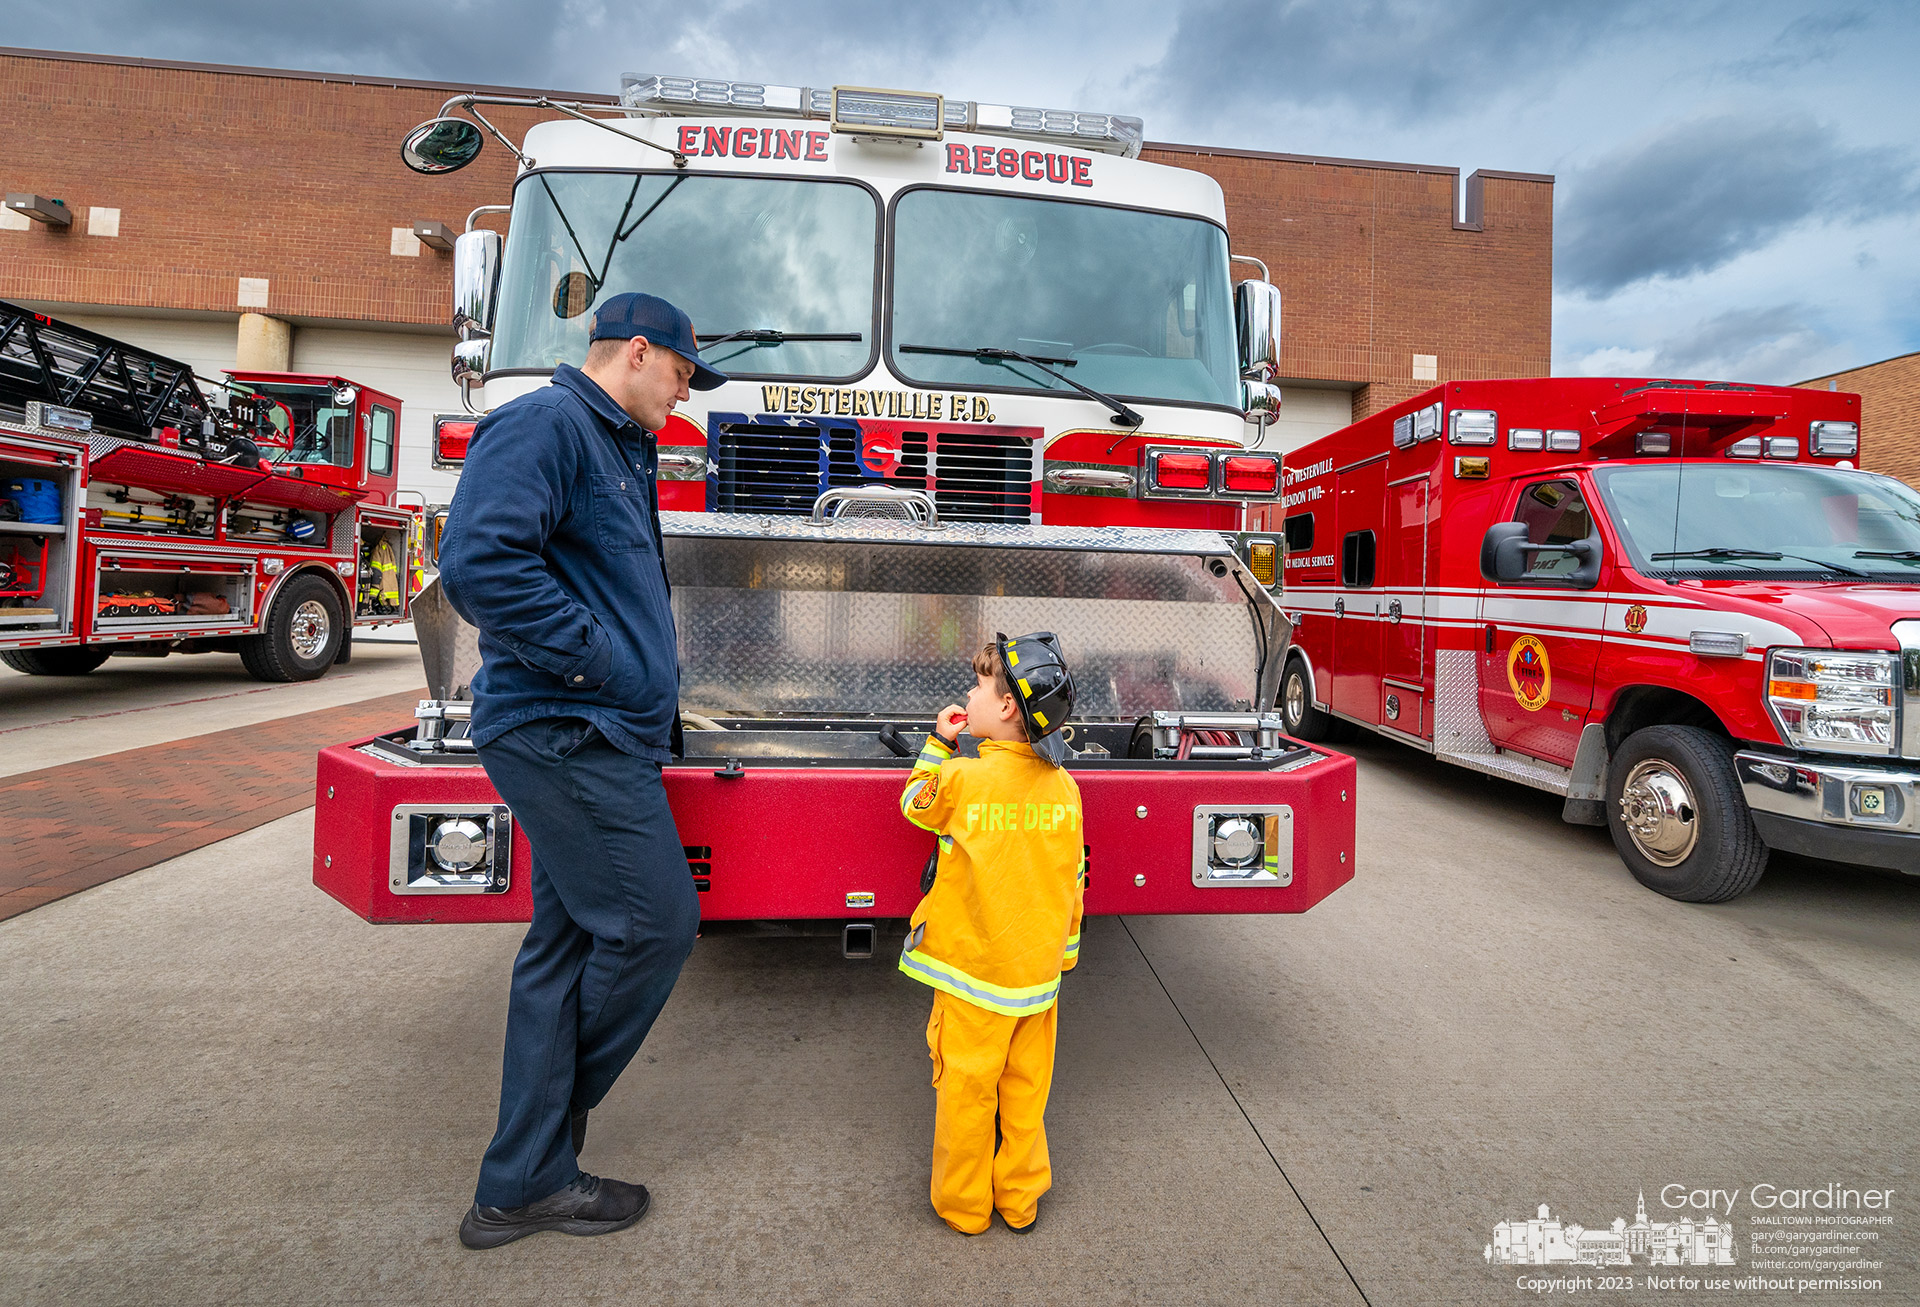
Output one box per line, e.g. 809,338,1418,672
1263,376,1920,901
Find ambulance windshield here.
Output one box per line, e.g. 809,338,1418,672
1594,464,1920,579
888,190,1240,411
491,172,877,379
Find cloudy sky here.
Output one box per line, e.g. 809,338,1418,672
10,1,1920,383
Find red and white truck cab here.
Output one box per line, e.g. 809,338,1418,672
1263,376,1920,901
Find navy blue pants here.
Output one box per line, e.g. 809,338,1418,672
473,717,700,1208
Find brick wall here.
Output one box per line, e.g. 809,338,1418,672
1,50,1555,422
1145,144,1554,420
1799,353,1920,487
0,51,565,326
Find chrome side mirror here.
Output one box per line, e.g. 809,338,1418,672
452,337,490,396
1235,279,1282,380
452,229,502,340
330,383,358,408
1241,379,1282,423
401,118,485,174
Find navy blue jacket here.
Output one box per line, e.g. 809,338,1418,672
437,366,678,762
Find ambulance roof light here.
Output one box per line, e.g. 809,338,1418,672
619,74,1145,157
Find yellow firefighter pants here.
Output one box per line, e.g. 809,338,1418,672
926,990,1058,1234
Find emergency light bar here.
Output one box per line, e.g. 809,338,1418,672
620,74,1146,158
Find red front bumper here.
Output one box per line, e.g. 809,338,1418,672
313,736,1356,924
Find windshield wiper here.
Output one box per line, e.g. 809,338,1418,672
1854,549,1920,560
698,329,863,351
899,343,1143,427
1652,547,1868,578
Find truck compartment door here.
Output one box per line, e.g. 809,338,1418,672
0,440,84,650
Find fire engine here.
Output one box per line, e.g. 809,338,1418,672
0,302,423,680
311,75,1357,945
1262,375,1920,902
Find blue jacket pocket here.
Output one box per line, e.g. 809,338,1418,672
591,473,653,554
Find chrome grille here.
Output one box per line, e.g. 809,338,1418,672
709,420,1031,523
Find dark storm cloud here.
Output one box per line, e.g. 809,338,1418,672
3,1,1001,92
1556,112,1917,297
1124,0,1642,131
1728,8,1870,76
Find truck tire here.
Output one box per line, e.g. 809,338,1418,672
1280,655,1338,742
0,646,111,676
240,573,344,683
1606,724,1768,902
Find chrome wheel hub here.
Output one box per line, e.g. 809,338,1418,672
1284,672,1306,727
289,599,331,660
1619,760,1698,867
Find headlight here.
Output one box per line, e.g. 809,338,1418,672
1191,805,1294,886
1765,648,1898,756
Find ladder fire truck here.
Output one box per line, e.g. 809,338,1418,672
1265,375,1920,902
0,302,423,680
312,75,1357,944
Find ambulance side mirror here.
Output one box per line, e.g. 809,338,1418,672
1481,522,1531,582
1481,521,1601,588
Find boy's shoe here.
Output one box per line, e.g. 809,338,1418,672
1002,1207,1039,1235
458,1173,650,1249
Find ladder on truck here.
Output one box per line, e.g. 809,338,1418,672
0,299,237,450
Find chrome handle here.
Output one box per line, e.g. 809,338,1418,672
1333,598,1345,618
808,484,942,528
1388,599,1403,623
1044,467,1135,491
658,451,707,477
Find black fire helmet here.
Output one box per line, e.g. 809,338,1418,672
995,631,1077,767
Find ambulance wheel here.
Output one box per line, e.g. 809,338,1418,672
1606,725,1768,902
0,646,110,676
240,574,343,682
1280,655,1347,742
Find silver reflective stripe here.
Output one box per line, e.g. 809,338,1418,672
898,947,1060,1012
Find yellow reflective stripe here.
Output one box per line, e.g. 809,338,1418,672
897,946,1060,1015
1062,931,1081,958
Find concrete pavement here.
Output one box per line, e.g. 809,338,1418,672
1,722,1915,1305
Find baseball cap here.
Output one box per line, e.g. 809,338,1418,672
590,292,728,391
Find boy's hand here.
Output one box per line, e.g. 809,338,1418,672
935,705,967,743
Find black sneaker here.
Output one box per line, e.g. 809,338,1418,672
458,1173,650,1249
571,1106,589,1156
1003,1207,1038,1235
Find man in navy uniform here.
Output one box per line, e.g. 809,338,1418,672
437,293,724,1248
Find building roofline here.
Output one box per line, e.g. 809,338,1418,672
0,45,614,102
1,46,1554,185
1147,139,1553,184
1801,348,1920,385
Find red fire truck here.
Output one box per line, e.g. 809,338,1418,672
1263,375,1920,902
0,302,423,679
311,75,1357,945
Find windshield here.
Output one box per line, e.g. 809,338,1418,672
491,172,878,378
888,189,1240,409
1594,463,1920,578
233,382,354,468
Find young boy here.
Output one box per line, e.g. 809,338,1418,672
897,632,1085,1235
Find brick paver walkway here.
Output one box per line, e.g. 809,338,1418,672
1,688,423,921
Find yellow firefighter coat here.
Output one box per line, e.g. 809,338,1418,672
897,735,1084,1015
